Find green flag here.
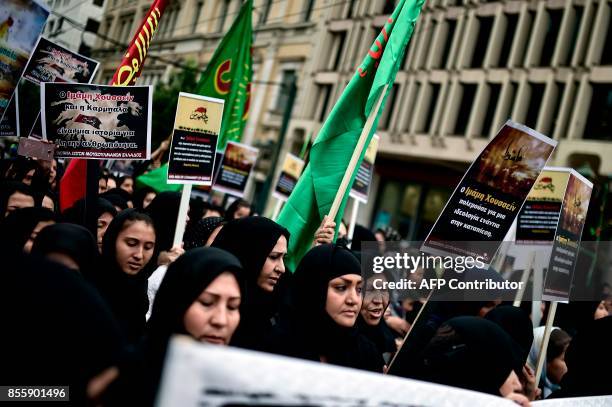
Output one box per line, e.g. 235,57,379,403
194,0,252,150
276,0,424,271
136,164,182,193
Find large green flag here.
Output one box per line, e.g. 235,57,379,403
195,0,252,150
136,163,182,193
277,0,424,271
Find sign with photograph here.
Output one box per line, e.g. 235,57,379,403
350,134,379,203
41,82,152,159
213,141,258,197
0,0,49,121
272,153,305,201
167,93,224,185
422,121,557,265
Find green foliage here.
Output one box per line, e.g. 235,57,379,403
150,61,198,150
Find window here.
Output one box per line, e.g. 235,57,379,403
346,0,357,19
191,1,204,33
331,31,347,70
169,6,181,36
454,83,477,135
525,83,545,129
303,0,315,22
317,84,333,122
117,15,134,42
482,83,501,137
93,0,104,7
259,0,272,25
382,0,396,15
601,7,612,65
84,18,100,34
497,14,518,67
217,0,230,32
423,83,440,133
538,9,563,66
440,19,456,69
275,70,296,112
378,84,398,131
583,84,612,141
471,16,494,68
549,82,565,136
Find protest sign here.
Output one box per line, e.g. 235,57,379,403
22,37,99,84
516,168,571,243
422,121,556,265
0,0,49,121
542,170,593,302
41,83,152,159
0,95,18,137
349,134,379,203
272,153,305,201
213,141,258,197
167,93,223,185
156,335,515,407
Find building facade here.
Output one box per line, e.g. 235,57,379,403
45,0,106,55
90,0,612,240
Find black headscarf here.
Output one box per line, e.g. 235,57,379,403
145,191,181,253
31,223,98,273
132,247,243,406
485,305,534,365
278,244,383,372
62,197,117,225
351,225,376,252
0,250,124,404
211,216,290,350
549,315,612,398
0,206,56,253
554,301,603,338
88,209,156,344
0,181,35,217
415,316,520,395
183,216,225,250
132,186,156,210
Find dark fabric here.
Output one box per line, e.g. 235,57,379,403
415,316,518,395
88,209,156,345
554,301,602,338
184,216,224,250
356,314,398,357
274,244,383,372
351,225,376,252
0,181,35,216
224,198,251,221
0,206,56,253
120,247,243,407
62,197,117,225
485,305,534,365
549,315,612,398
132,186,156,210
32,223,98,273
211,216,290,351
145,191,181,253
0,250,124,405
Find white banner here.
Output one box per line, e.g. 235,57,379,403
533,396,612,406
156,335,516,407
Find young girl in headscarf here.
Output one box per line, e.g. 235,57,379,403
211,216,290,351
274,244,383,372
87,209,157,344
116,247,244,406
31,223,98,273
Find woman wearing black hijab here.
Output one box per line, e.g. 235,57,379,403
211,216,290,351
414,316,528,402
32,223,98,273
62,197,117,253
274,244,383,372
0,206,57,253
87,209,157,344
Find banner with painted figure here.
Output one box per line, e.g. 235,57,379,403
350,134,379,203
213,141,258,197
542,170,593,302
41,83,152,159
156,336,516,407
272,153,305,201
22,36,99,84
422,121,557,266
167,93,224,185
0,0,49,121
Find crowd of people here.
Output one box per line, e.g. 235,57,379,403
0,154,611,406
